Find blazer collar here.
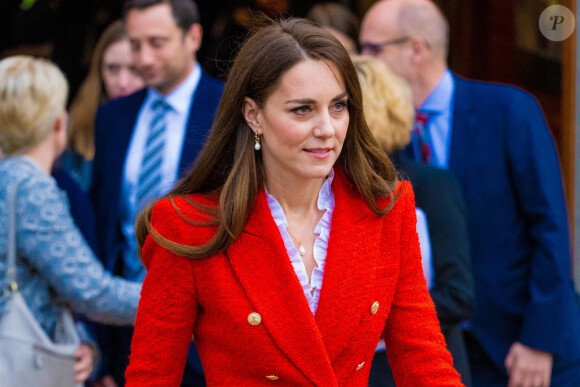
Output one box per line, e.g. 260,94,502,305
179,71,217,176
225,168,381,385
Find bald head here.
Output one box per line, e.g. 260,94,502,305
361,0,449,61
360,0,449,107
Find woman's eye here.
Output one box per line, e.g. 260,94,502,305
333,101,347,111
292,106,311,115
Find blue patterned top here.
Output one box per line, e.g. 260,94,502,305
0,156,141,338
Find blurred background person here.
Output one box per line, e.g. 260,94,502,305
352,54,473,386
205,0,293,80
53,19,144,387
89,0,224,385
306,2,360,54
61,20,145,191
360,1,580,386
0,55,141,387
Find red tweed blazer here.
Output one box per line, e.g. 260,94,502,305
125,170,462,386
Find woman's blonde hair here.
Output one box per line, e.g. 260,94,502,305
351,55,414,152
68,20,127,160
0,56,68,156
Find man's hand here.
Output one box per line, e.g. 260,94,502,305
505,342,553,387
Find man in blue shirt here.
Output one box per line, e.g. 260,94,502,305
361,1,580,386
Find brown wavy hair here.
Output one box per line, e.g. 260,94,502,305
136,17,399,259
67,20,126,160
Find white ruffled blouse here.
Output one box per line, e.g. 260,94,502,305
265,169,335,316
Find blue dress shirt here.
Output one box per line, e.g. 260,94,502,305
414,69,455,169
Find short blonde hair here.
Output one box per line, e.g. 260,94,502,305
351,55,414,152
0,56,68,156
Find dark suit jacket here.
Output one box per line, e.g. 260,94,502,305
90,70,223,386
408,74,580,381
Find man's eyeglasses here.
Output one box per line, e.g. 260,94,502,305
360,36,411,56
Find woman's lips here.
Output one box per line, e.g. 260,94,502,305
304,148,332,158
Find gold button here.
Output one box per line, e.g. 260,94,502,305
370,301,379,315
266,375,279,380
356,362,365,371
248,312,262,325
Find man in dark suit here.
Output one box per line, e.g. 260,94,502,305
90,0,223,385
361,1,580,386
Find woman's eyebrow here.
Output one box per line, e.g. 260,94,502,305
285,92,348,105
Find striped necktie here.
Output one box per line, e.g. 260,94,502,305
137,99,170,207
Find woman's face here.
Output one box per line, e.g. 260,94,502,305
247,59,349,185
101,39,144,100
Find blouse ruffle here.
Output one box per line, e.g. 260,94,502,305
265,169,335,315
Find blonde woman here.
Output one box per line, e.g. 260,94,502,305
352,54,473,386
0,56,141,385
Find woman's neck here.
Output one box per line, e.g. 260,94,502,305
266,175,325,218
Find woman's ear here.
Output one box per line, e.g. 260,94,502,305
242,97,262,134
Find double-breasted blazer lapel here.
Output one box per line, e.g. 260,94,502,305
226,189,337,386
314,170,386,363
226,169,391,385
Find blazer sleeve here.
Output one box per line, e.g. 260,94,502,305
506,92,573,355
383,183,462,386
125,200,199,386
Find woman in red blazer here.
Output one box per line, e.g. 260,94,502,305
125,17,462,386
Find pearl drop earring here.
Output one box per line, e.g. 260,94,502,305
254,132,261,151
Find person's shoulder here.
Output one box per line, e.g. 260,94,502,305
149,192,218,246
374,180,415,217
197,73,224,104
395,180,414,205
1,157,53,191
97,88,147,117
454,74,538,107
1,158,68,220
200,70,225,90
